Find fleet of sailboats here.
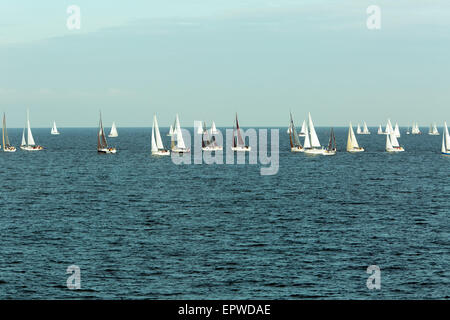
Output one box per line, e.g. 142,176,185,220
347,123,364,153
2,113,16,152
20,110,44,151
151,115,170,156
429,123,439,136
51,121,60,135
442,122,450,155
232,113,251,152
385,119,404,152
98,112,116,154
171,114,190,153
108,122,118,138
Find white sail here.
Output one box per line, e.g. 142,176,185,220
194,120,203,134
430,123,439,135
211,121,218,134
153,115,164,149
363,121,370,134
303,123,311,149
378,125,383,134
168,125,174,136
300,120,306,135
51,121,59,134
175,114,186,149
151,122,158,153
27,110,35,146
308,113,321,148
109,122,118,137
356,123,362,134
387,120,400,147
444,122,450,151
386,133,393,150
21,128,26,146
347,123,359,150
287,122,292,134
394,123,400,137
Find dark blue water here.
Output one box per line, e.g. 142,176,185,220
0,127,448,299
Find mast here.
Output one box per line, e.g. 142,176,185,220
2,113,5,150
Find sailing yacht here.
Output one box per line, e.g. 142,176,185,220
322,128,337,156
171,114,190,153
406,126,410,135
51,121,60,135
303,112,324,155
428,123,439,135
20,110,44,151
356,123,362,134
385,119,404,152
2,113,16,152
289,112,304,152
151,115,170,156
167,125,174,137
360,121,370,134
394,123,401,138
98,112,116,154
202,122,222,151
108,122,118,138
298,120,306,137
441,122,450,155
411,122,421,135
347,123,364,153
231,113,251,152
377,124,385,135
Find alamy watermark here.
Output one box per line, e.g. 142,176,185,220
366,5,381,30
67,5,81,30
366,265,381,290
171,127,279,176
66,265,81,289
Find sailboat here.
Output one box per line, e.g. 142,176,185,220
232,113,251,152
322,128,337,156
406,126,410,135
108,122,118,138
356,123,362,134
361,121,370,134
394,123,401,138
98,112,116,154
411,122,421,135
2,113,16,152
151,115,170,156
20,110,44,151
441,122,450,155
385,119,404,152
377,124,385,135
289,112,303,152
347,123,364,153
303,112,324,155
51,121,60,135
171,114,190,153
210,121,219,134
167,125,174,137
287,122,292,134
428,123,439,135
202,122,222,151
195,121,203,134
298,120,306,137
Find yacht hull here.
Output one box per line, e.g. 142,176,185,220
20,146,44,151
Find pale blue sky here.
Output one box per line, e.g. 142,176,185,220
0,0,449,127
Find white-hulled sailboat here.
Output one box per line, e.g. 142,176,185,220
151,114,170,156
2,113,16,152
377,124,385,135
322,128,336,156
232,113,251,152
20,110,44,151
171,114,190,153
289,112,304,152
303,112,324,155
108,122,118,138
98,112,116,154
167,125,174,137
347,123,364,153
202,122,222,151
385,119,404,152
356,123,362,134
411,122,421,135
361,121,370,134
441,122,450,155
429,123,439,136
298,120,306,137
394,123,401,138
51,121,60,135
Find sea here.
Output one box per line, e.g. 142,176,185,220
0,127,448,299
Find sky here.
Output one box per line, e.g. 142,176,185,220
0,0,449,127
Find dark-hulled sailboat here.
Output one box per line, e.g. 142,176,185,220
289,112,304,152
323,128,337,155
98,112,116,154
